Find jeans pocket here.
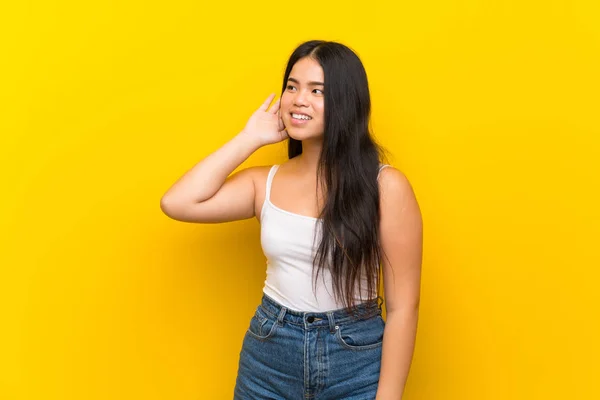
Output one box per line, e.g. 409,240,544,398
335,315,385,350
246,306,278,341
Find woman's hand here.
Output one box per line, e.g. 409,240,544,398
240,93,288,147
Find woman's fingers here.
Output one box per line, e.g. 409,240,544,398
279,129,289,140
258,93,276,112
269,98,281,114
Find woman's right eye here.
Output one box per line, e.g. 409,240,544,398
286,85,296,91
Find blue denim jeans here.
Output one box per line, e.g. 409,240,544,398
234,292,385,399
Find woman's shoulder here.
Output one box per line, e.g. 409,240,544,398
377,165,417,204
377,163,413,188
378,163,392,174
232,165,276,192
240,164,275,177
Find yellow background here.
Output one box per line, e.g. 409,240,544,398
1,1,599,399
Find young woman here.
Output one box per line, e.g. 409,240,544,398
160,40,423,399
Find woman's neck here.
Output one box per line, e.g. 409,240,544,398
296,138,323,175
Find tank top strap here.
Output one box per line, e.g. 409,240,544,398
265,164,280,201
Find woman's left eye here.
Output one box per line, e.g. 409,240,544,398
313,89,324,94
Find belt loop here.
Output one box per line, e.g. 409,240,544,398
277,306,287,326
327,311,336,334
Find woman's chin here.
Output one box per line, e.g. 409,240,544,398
286,128,323,142
285,128,302,140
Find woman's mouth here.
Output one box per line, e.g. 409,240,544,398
290,112,312,126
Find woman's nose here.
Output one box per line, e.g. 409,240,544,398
294,91,309,106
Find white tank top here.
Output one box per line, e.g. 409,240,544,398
260,164,390,312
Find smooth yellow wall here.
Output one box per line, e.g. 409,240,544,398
1,1,599,399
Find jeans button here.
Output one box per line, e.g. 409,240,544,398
307,316,314,323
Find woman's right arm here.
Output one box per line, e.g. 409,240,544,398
160,94,288,223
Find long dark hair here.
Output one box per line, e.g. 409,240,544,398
281,40,387,312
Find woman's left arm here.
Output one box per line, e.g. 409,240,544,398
375,167,423,400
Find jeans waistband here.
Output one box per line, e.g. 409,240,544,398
259,292,383,332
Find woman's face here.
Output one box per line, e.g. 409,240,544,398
280,57,325,141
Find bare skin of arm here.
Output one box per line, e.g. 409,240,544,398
160,94,288,223
376,167,423,400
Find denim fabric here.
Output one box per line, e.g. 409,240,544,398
234,293,385,399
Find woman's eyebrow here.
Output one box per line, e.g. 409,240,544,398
288,77,325,86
